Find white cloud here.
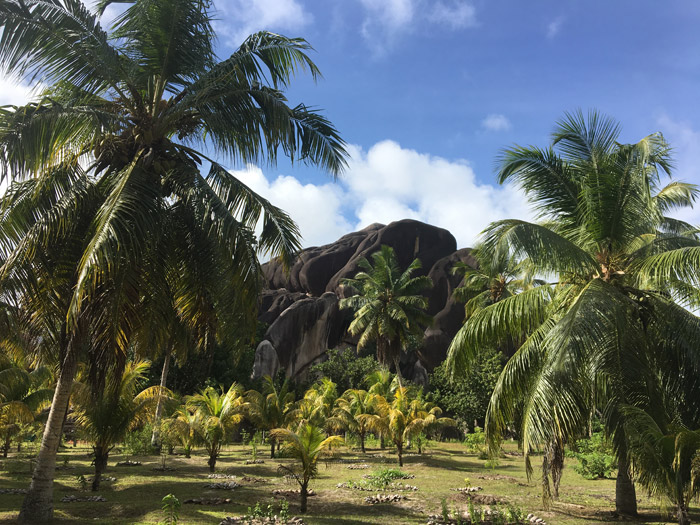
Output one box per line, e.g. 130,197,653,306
481,114,512,132
230,165,352,249
234,140,532,250
546,16,565,39
357,0,476,55
428,1,477,29
214,0,312,48
0,76,36,106
657,114,700,225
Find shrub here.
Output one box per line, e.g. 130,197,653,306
123,424,155,456
572,433,616,479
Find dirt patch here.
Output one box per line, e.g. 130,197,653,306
460,493,507,505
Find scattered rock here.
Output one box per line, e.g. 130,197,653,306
61,495,106,502
364,493,407,504
87,476,117,482
0,488,28,495
337,482,418,492
116,460,141,467
452,486,482,493
527,513,547,525
205,481,241,490
244,459,265,465
184,497,231,505
362,472,415,480
346,463,370,469
208,473,237,479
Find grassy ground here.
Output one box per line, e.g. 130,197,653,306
0,440,695,524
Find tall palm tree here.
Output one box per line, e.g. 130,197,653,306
188,384,245,471
446,110,700,515
244,375,295,458
0,1,347,520
71,360,169,490
340,245,433,380
270,423,343,513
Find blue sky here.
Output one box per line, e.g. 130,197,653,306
2,0,700,250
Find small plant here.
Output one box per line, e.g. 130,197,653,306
571,433,616,479
243,499,289,522
506,505,525,522
160,493,181,525
463,427,486,454
463,476,471,486
76,474,87,491
440,497,449,523
484,457,500,469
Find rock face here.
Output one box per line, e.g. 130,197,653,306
254,219,474,383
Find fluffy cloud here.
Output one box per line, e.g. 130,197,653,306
358,0,476,54
481,114,512,132
0,76,35,106
214,0,312,48
231,166,352,249
234,140,532,250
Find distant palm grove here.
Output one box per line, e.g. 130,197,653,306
1,1,700,525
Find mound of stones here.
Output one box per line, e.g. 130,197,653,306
346,463,370,469
116,460,141,467
364,494,407,504
205,481,241,490
88,476,117,482
0,488,27,495
220,517,305,525
362,472,415,480
241,475,268,483
245,459,265,465
271,488,315,497
452,486,482,493
61,495,106,502
337,482,418,492
208,473,237,479
526,514,547,524
184,497,231,505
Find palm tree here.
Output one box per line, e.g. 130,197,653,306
71,360,169,490
244,375,295,458
0,1,347,520
165,405,198,458
340,245,433,380
330,389,376,453
269,423,343,513
0,360,53,457
188,384,245,471
446,110,700,515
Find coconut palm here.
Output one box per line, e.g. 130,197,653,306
0,0,347,519
340,245,433,379
244,375,295,458
71,360,169,490
270,423,343,513
446,110,700,515
165,404,198,458
188,384,245,471
330,389,376,453
0,360,53,457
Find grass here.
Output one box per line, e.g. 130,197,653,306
0,440,696,524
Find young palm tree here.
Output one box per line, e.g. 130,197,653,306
0,360,53,457
188,384,245,471
0,1,347,519
71,360,170,490
330,389,376,453
165,405,199,458
446,110,700,515
340,245,433,380
244,375,295,458
269,423,343,513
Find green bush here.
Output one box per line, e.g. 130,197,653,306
572,433,617,479
123,424,155,456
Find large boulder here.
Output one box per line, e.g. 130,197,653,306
256,219,474,382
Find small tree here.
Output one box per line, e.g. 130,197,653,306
270,424,343,513
330,389,376,453
244,376,295,458
166,405,198,458
72,361,169,490
188,384,245,471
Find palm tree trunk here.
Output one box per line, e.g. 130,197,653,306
208,453,217,472
615,455,637,516
2,434,10,458
91,446,109,491
397,442,403,467
19,348,77,523
300,480,309,513
678,499,690,525
151,352,172,454
360,432,366,454
270,438,276,459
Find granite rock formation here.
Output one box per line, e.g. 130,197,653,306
254,219,475,383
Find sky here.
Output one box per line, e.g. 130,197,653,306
2,0,700,250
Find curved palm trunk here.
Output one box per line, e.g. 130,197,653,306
151,352,172,454
19,350,77,523
91,446,109,491
270,437,276,459
615,456,637,516
396,441,404,467
360,432,366,453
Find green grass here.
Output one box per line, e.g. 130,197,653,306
0,441,695,524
